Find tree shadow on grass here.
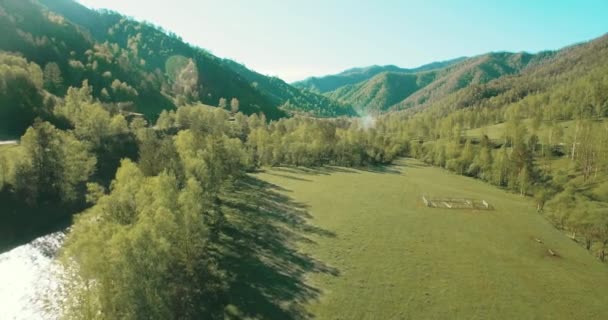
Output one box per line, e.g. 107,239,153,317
214,175,339,320
264,172,314,182
273,163,402,176
356,164,402,174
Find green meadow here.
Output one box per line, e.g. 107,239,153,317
224,159,608,319
465,119,607,142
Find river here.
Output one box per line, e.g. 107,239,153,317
0,231,65,320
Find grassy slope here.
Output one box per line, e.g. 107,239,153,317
465,119,580,141
251,159,608,319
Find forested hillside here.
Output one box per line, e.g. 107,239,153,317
375,33,608,260
292,58,465,94
0,0,354,138
324,71,438,113
222,60,357,117
313,52,553,113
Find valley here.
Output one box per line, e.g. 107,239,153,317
4,159,608,319
0,0,607,318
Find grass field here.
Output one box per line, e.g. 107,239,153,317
222,159,608,319
465,119,607,142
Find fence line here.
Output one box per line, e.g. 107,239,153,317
422,195,493,210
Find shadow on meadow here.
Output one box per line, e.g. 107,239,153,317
271,162,402,177
215,175,339,320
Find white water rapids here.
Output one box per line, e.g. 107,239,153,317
0,232,65,320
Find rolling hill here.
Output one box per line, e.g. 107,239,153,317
324,71,438,114
292,58,465,94
311,52,554,113
412,33,608,118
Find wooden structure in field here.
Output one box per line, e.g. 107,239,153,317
422,195,493,210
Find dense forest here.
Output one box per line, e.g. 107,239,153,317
1,0,608,318
0,0,355,139
292,58,466,94
295,51,559,114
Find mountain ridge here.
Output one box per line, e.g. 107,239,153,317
292,57,466,94
0,0,355,138
305,50,558,113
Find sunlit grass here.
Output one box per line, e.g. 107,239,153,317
465,119,606,142
254,159,608,319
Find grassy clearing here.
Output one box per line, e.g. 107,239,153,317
465,119,606,142
241,159,608,319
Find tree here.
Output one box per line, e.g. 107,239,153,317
492,145,509,187
475,135,493,180
460,139,475,175
0,54,47,136
230,98,240,114
218,97,228,110
43,62,63,95
59,160,226,319
13,121,96,204
54,81,112,147
546,187,577,230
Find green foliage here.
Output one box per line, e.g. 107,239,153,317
43,62,64,95
166,55,198,105
48,102,405,318
0,0,351,127
12,120,96,204
0,53,49,137
372,35,608,261
310,52,546,113
59,160,225,319
1,1,608,317
293,59,465,93
223,60,356,117
325,71,437,113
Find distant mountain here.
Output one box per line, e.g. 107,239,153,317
222,60,356,117
415,34,608,117
391,51,554,111
292,58,466,94
0,0,353,138
315,52,553,113
324,72,438,114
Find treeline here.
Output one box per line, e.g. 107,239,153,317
365,35,608,260
375,55,608,261
0,81,402,318
378,113,608,259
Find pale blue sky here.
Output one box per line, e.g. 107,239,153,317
76,0,608,82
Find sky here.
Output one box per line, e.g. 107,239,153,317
76,0,608,82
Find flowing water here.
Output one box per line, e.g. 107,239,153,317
0,231,65,320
